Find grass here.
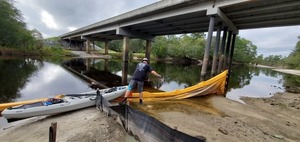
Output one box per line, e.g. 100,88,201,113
0,46,75,57
40,46,75,57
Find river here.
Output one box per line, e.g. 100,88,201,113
0,57,299,127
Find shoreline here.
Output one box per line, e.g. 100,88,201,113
1,92,299,142
272,68,300,76
0,107,129,142
252,64,300,76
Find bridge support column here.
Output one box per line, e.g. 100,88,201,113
105,41,109,55
223,31,232,69
218,27,228,73
225,33,237,93
123,36,129,62
69,40,71,48
122,61,128,85
228,33,237,70
211,23,222,76
104,59,108,71
201,16,215,77
86,39,91,53
85,58,91,71
92,41,95,51
145,40,151,62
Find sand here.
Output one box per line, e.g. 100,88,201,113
1,92,299,142
133,92,300,142
272,69,300,76
0,107,127,142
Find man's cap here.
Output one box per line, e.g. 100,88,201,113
142,58,149,63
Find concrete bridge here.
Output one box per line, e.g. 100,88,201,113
60,0,300,76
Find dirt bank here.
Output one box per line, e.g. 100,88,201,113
272,69,300,76
133,92,300,142
1,92,299,142
0,107,126,142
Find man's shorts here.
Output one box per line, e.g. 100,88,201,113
128,80,144,93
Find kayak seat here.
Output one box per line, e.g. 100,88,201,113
105,87,117,93
9,102,44,109
45,98,64,105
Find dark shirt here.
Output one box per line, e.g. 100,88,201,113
132,62,153,81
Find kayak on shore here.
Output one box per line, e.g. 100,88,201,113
1,86,127,121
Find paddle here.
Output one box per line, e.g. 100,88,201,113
64,93,97,97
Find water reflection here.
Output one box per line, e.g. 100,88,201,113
226,66,300,103
0,58,38,103
63,58,300,102
1,57,299,104
1,57,299,129
0,58,94,103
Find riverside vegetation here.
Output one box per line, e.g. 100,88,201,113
1,0,299,69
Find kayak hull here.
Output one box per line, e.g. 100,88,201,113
1,86,127,119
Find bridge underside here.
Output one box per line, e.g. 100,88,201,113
61,0,300,41
60,0,300,76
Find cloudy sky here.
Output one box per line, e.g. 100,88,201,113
14,0,299,57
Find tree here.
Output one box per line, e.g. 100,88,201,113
254,54,264,64
31,29,44,49
152,36,168,58
129,39,145,53
0,0,36,49
152,33,206,59
263,55,283,66
108,40,122,52
233,36,257,63
285,35,300,69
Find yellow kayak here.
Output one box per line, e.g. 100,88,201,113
130,70,228,101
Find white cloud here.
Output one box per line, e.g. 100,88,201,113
14,0,300,57
41,10,59,30
68,27,77,31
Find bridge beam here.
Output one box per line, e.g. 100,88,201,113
207,7,238,34
81,36,111,42
116,27,154,41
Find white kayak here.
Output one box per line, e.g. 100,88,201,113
1,86,127,120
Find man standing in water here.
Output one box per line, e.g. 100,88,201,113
119,58,162,105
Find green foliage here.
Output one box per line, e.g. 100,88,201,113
108,40,122,52
40,47,74,57
233,36,257,63
152,36,168,58
46,37,60,41
0,0,31,48
152,33,205,59
129,39,146,53
263,55,283,66
0,0,43,50
254,54,264,64
285,35,300,69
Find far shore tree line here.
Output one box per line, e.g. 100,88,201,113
1,0,299,69
96,33,300,69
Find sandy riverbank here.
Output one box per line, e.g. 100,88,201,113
272,68,300,76
0,92,299,142
252,64,300,76
132,92,300,142
0,107,127,142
